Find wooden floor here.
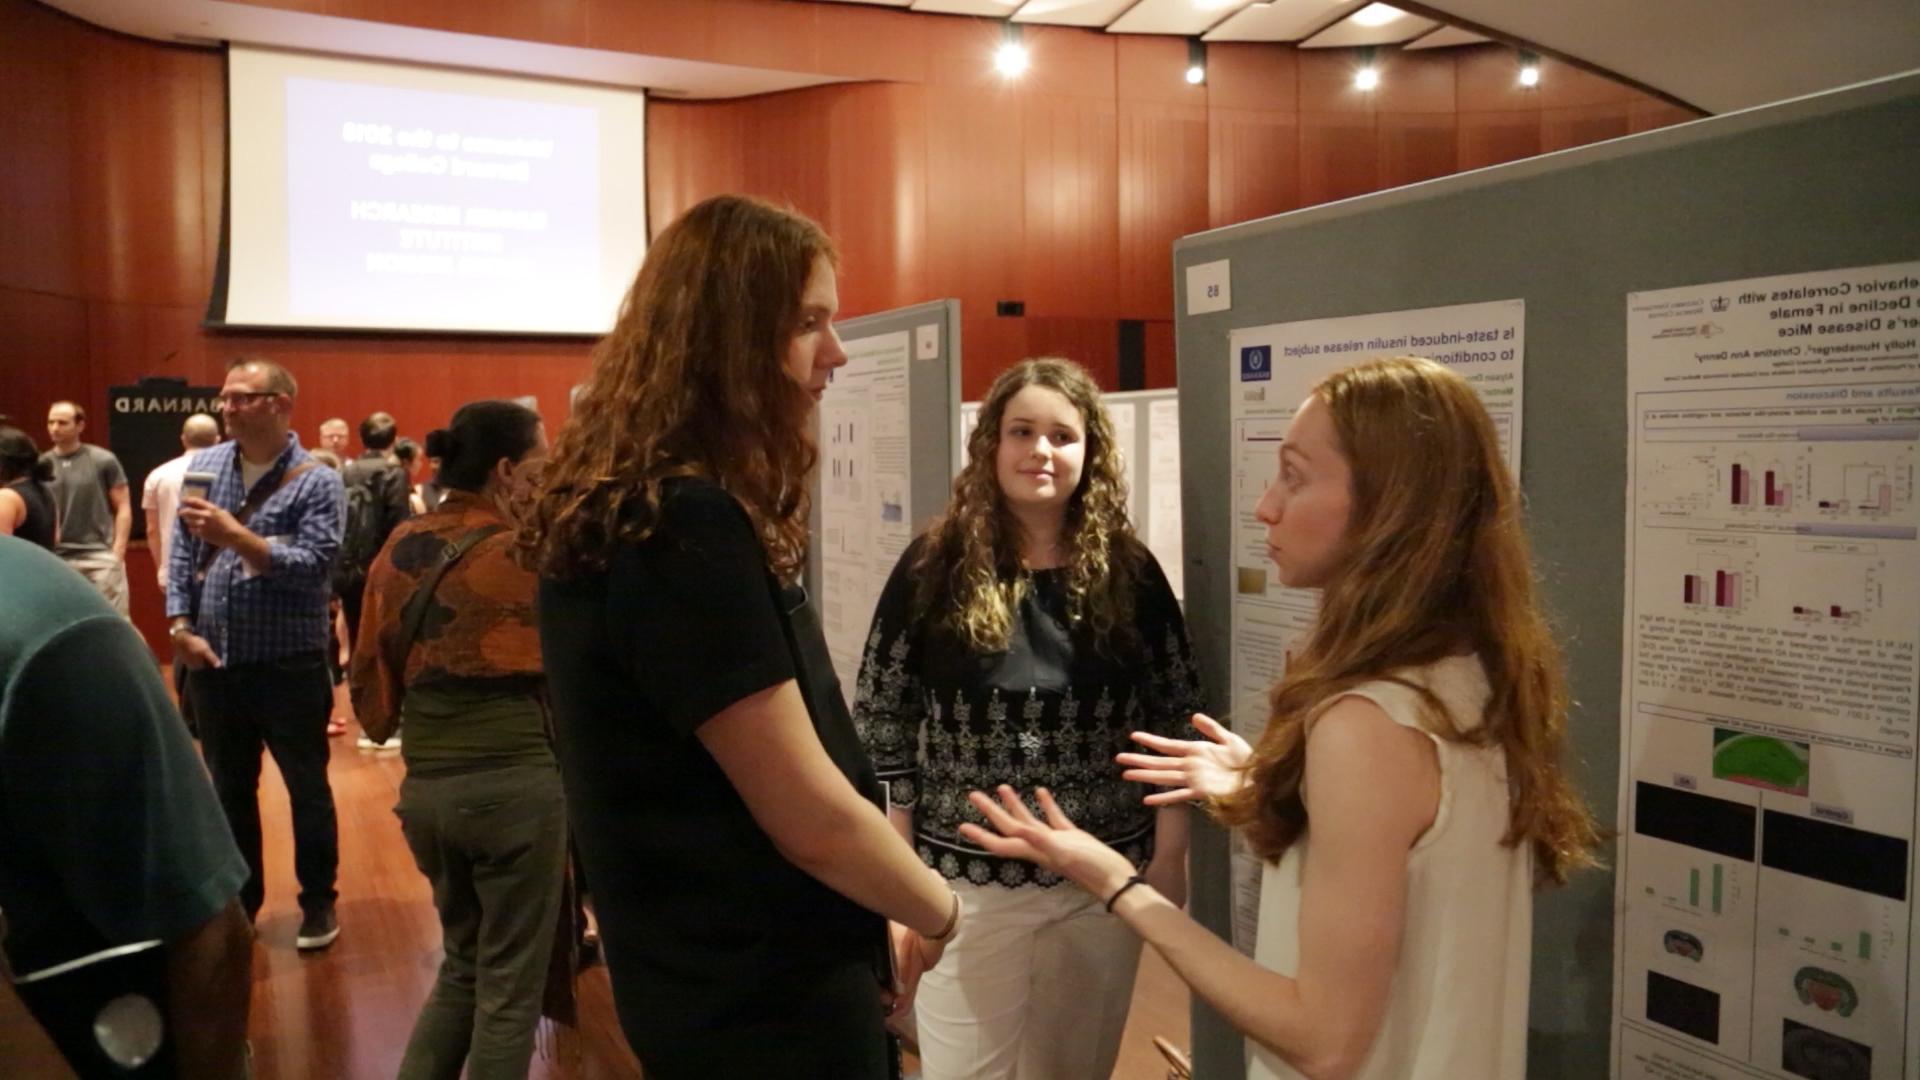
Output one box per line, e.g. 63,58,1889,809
239,712,1189,1078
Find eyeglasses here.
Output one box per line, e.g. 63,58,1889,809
215,391,280,410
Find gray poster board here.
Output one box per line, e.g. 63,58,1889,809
1171,74,1920,1078
807,298,963,655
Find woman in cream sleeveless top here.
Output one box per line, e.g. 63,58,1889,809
1248,654,1531,1079
960,357,1601,1079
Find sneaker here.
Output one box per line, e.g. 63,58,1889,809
326,716,348,737
296,907,339,951
356,732,401,750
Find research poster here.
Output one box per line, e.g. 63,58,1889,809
1615,262,1920,1080
1225,299,1526,949
819,331,914,696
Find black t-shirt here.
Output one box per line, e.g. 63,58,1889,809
538,479,885,1054
5,478,56,550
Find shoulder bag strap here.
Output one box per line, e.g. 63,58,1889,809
385,524,510,694
196,459,321,575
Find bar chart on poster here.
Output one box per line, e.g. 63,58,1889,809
1617,260,1920,1080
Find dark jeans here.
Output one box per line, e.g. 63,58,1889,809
396,762,567,1080
341,587,364,653
190,651,338,918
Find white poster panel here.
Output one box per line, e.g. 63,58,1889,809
1149,397,1185,601
1226,299,1526,950
1110,399,1139,527
820,330,915,696
1616,262,1920,1080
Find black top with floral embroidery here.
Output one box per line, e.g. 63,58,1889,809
852,538,1206,889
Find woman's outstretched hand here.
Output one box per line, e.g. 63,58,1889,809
1117,713,1253,805
958,786,1136,900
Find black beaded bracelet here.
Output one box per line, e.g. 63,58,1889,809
1104,873,1149,913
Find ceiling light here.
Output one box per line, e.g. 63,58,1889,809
1354,46,1379,92
994,22,1027,79
1349,3,1404,28
1185,38,1206,86
1518,49,1541,88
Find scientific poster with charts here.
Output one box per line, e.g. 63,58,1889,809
819,330,914,696
1225,299,1525,951
1616,262,1920,1080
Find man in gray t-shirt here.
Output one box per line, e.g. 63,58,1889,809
43,400,132,616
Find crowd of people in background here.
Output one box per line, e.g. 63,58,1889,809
1,193,1598,1080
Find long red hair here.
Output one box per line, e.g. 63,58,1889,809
1213,357,1601,885
523,195,832,581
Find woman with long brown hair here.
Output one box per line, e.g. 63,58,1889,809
966,356,1601,1079
525,195,960,1079
852,357,1203,1079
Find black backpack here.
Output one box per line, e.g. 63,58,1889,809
334,467,387,597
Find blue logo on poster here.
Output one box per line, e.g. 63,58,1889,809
1240,345,1272,382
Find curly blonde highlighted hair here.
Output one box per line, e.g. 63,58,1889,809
913,358,1145,655
1213,357,1602,886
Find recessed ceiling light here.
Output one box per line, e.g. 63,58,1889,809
995,42,1029,78
1349,4,1405,28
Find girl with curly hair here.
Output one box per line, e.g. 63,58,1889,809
852,357,1205,1079
965,357,1601,1080
525,195,960,1079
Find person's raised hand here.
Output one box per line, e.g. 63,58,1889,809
1116,713,1252,805
958,785,1135,901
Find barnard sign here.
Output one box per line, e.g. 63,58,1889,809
108,377,224,542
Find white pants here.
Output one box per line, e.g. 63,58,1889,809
63,550,129,618
916,880,1142,1080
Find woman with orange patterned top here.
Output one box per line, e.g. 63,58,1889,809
348,399,558,1080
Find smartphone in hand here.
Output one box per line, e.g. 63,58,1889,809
181,471,217,503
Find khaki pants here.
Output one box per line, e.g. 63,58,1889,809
914,880,1142,1080
62,550,129,618
396,763,568,1080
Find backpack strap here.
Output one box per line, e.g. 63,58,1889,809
378,524,510,722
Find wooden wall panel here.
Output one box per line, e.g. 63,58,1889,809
1541,103,1635,153
1026,317,1119,391
0,286,89,421
1118,99,1209,318
1207,108,1302,228
1458,110,1544,171
1207,43,1299,113
1143,319,1176,390
327,0,588,48
826,84,930,315
1456,44,1538,113
1023,92,1119,318
1378,111,1459,188
0,0,81,297
924,82,1027,401
1630,100,1699,134
69,33,219,307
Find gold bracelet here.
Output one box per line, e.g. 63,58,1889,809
926,891,961,943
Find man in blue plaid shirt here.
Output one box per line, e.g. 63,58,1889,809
166,356,347,951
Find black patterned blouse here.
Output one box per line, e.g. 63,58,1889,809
852,538,1206,889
